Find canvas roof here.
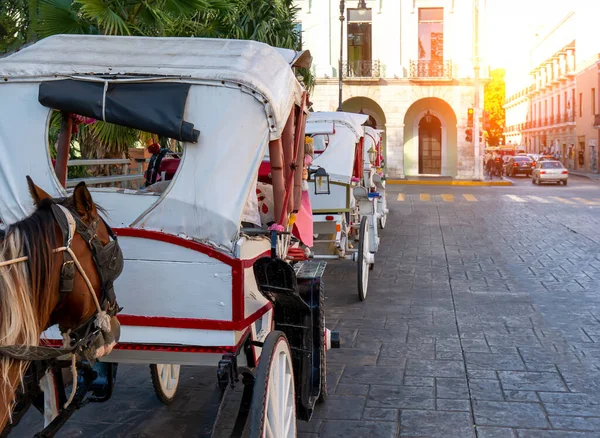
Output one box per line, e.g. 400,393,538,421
0,35,306,140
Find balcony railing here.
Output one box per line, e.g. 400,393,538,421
342,60,381,79
409,59,453,79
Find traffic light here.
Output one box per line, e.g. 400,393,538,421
465,128,472,143
467,108,474,127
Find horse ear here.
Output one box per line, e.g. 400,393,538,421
26,175,52,206
73,182,97,219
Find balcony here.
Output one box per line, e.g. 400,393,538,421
409,59,453,80
342,60,381,79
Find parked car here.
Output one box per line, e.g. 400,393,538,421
527,154,538,167
504,156,534,177
532,160,568,185
538,155,554,162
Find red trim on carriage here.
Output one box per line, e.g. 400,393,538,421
112,228,272,324
117,302,272,331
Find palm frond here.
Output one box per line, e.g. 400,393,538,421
76,0,131,35
38,0,91,37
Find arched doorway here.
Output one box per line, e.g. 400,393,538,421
418,114,442,174
403,97,457,177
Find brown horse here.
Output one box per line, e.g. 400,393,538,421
0,177,120,431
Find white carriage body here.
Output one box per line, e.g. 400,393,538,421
0,35,308,364
305,112,367,236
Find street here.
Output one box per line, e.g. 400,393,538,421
14,176,600,438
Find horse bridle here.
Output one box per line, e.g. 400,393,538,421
50,203,122,317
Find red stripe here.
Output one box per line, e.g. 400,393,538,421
112,228,237,267
117,302,272,331
112,228,272,323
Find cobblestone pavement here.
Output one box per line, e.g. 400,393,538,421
14,178,600,437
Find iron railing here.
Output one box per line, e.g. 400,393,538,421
409,59,453,79
342,60,381,78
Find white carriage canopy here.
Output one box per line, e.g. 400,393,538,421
363,126,383,163
307,112,368,184
0,35,308,251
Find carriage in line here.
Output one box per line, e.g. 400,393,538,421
305,111,387,301
0,35,339,437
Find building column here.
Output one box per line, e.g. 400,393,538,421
384,123,405,179
566,49,575,72
456,125,475,180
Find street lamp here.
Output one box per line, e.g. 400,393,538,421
337,0,369,111
337,0,346,111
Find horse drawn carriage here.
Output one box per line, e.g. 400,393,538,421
305,111,383,301
0,35,339,437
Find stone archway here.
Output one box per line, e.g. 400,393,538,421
403,97,458,177
342,96,387,162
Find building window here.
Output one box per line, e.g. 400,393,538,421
346,8,373,77
592,88,596,115
418,8,444,61
579,92,583,117
557,95,560,120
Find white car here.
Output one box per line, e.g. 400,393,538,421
532,160,568,185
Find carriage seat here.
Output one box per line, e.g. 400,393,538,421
159,158,180,181
256,182,275,227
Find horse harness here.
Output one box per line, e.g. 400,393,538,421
0,201,124,365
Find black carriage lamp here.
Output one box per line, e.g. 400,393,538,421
424,110,433,124
368,145,378,165
309,167,331,195
337,0,369,111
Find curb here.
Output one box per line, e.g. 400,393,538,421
570,172,600,181
386,179,513,187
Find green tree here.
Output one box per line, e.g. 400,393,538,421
484,68,506,146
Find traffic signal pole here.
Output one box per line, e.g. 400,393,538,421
472,0,482,180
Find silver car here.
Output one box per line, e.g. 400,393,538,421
532,160,568,185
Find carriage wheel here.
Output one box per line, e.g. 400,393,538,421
357,216,370,301
249,331,297,438
317,281,327,404
378,198,387,230
150,363,181,404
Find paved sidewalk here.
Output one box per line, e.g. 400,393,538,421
14,185,600,437
569,170,600,180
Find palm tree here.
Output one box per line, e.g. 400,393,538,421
5,0,308,159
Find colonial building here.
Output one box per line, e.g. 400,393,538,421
294,0,487,179
504,5,600,172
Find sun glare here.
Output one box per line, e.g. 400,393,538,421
485,0,573,70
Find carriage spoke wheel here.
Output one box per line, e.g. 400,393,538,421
249,331,296,438
150,363,181,404
378,197,387,229
357,216,370,301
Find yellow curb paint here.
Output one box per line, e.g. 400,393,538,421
463,194,477,202
441,194,454,202
574,197,599,205
386,180,512,187
420,193,430,201
551,196,576,205
397,193,405,201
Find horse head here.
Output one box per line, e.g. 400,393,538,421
0,177,123,429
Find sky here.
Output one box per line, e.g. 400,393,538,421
484,0,573,70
